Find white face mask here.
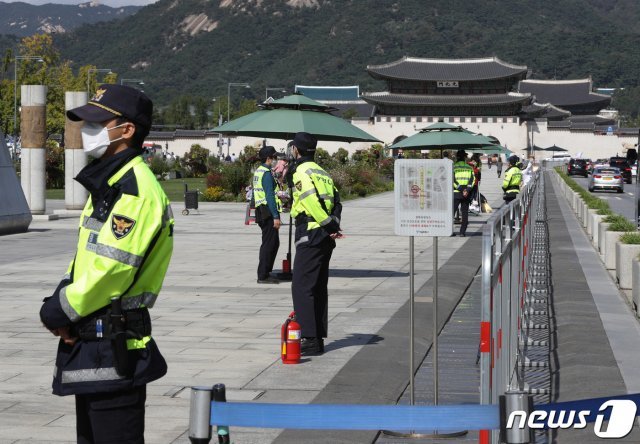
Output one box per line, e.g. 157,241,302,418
81,122,126,158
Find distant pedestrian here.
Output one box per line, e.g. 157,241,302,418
231,153,237,162
487,156,492,169
496,156,503,178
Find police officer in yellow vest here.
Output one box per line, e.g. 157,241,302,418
289,132,341,355
253,145,282,284
39,84,173,443
453,149,476,237
503,155,523,203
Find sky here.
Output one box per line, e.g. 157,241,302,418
0,0,158,6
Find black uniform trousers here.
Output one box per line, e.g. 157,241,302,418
257,215,280,280
76,385,146,444
292,234,335,338
503,193,518,204
453,193,471,235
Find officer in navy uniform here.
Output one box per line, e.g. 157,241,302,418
40,85,173,444
289,132,341,355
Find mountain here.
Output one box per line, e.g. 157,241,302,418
9,0,640,105
0,1,141,36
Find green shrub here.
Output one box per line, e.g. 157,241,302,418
604,214,626,224
202,186,225,202
220,162,251,196
621,232,640,244
149,156,169,177
352,183,368,197
597,208,613,216
608,218,636,232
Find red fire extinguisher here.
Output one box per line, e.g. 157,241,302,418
281,311,301,364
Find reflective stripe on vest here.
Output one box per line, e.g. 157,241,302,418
61,367,125,384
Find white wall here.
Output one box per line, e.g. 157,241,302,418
147,116,637,160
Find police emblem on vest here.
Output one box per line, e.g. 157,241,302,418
111,215,135,239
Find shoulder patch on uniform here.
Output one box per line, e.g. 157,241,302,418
111,214,136,240
295,181,302,191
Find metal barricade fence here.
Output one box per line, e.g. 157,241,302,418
480,170,547,443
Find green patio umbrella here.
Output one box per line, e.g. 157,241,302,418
389,121,500,151
213,94,381,143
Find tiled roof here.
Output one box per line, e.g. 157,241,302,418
361,91,532,106
367,57,528,81
295,85,360,101
520,102,571,119
518,79,611,107
547,121,571,128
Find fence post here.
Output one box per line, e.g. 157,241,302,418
189,386,213,444
213,383,230,444
499,391,534,444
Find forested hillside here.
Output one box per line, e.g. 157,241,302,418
46,0,640,104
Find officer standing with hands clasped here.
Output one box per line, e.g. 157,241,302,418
39,84,174,443
289,132,342,356
254,145,282,284
452,149,476,237
502,155,523,203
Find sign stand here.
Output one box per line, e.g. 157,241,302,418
382,159,467,439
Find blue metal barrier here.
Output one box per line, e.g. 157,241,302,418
211,403,499,431
188,385,640,444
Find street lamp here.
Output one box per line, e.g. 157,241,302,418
265,87,287,101
87,68,112,94
13,55,44,156
120,78,144,89
227,82,250,123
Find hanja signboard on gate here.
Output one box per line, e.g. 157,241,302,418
394,159,453,237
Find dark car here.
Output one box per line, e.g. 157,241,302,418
567,158,588,177
609,157,632,184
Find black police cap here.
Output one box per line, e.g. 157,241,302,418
259,145,277,161
291,132,317,154
67,84,153,132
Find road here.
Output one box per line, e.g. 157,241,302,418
573,175,639,222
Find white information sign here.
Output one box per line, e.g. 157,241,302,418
394,159,453,237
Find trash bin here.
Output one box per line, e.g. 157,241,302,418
183,184,199,215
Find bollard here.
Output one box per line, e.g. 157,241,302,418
500,391,534,444
64,91,88,210
213,384,230,444
189,386,213,444
20,85,47,215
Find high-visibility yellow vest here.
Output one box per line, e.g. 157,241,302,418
453,161,476,193
503,166,523,194
290,161,335,231
253,165,282,212
64,155,174,350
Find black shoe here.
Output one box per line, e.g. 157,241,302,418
257,276,280,284
460,233,466,237
451,233,457,237
454,218,461,224
301,337,324,355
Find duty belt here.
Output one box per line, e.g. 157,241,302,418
72,307,152,341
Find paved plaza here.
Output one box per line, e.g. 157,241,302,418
3,165,640,443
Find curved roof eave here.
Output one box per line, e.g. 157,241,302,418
366,56,528,82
